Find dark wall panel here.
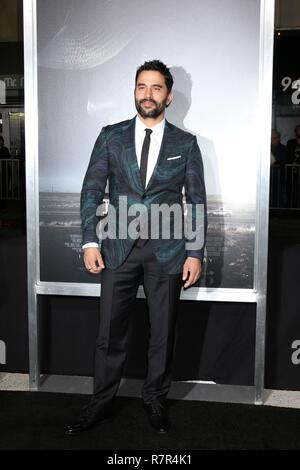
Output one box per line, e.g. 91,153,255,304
39,296,256,386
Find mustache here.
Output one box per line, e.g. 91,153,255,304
139,98,158,106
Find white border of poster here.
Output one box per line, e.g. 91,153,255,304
24,0,274,404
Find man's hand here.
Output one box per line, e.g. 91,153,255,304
83,247,105,274
182,257,202,288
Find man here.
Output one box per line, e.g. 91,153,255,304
287,124,300,164
270,129,287,208
0,136,10,158
0,136,10,202
65,60,207,435
270,129,287,166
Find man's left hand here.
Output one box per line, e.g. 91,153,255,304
182,257,202,288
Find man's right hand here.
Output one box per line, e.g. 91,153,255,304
83,247,105,274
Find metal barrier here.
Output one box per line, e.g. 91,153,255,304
270,164,300,209
0,159,25,200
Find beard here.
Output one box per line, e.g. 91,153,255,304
135,97,169,119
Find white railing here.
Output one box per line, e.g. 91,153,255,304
270,164,300,209
0,158,25,200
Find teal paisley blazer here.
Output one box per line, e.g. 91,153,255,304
80,117,207,274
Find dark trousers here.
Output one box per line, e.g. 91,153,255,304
88,238,183,414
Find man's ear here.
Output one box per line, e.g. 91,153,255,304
166,92,173,108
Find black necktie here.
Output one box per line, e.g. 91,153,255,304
135,128,152,246
140,128,152,189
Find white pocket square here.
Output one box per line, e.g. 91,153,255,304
167,155,182,160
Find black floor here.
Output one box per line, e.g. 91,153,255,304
1,391,300,450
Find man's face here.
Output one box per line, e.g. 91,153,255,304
271,131,280,146
135,70,172,119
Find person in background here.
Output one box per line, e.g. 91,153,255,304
0,136,10,158
270,129,288,208
0,136,11,203
271,129,287,166
287,125,300,164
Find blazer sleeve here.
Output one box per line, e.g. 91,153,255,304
80,127,109,246
184,135,207,262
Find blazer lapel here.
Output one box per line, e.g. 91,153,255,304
145,119,172,193
123,117,144,195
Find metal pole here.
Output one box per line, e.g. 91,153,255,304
254,0,275,404
24,0,40,391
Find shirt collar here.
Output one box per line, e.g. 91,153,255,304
135,114,165,136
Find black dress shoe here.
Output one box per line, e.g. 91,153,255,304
143,401,170,434
65,408,114,435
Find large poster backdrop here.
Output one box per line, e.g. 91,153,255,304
37,0,260,288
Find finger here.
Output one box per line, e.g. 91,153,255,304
84,260,92,271
183,274,192,288
184,279,192,288
91,259,102,272
182,265,189,281
87,264,101,274
184,270,199,288
85,257,101,273
190,269,201,284
84,257,93,271
96,252,105,269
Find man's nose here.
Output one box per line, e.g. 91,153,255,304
145,88,153,99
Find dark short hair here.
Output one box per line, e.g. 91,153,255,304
272,128,280,138
135,60,174,93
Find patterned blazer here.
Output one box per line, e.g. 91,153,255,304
80,117,207,274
